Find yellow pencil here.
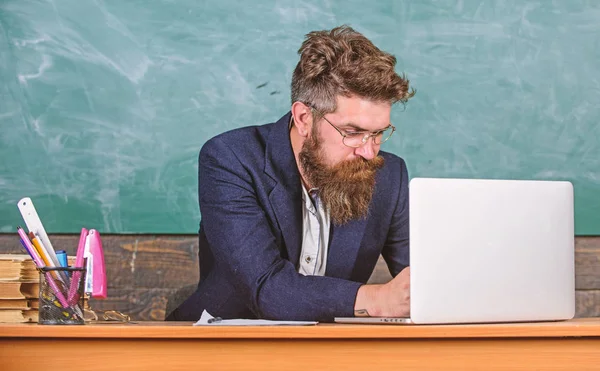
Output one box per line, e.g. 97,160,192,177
29,232,51,267
29,232,64,282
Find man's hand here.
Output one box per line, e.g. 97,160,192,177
353,266,410,317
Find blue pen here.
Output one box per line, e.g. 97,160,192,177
56,250,68,267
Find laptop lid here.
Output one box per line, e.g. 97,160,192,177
409,177,575,324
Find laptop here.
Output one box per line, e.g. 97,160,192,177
335,177,575,325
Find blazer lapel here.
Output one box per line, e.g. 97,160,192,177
325,217,368,279
264,112,303,265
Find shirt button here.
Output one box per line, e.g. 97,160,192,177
305,256,312,263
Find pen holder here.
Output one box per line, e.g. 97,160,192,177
38,267,86,325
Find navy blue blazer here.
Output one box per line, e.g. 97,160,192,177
167,112,409,322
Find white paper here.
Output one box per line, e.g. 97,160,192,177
193,310,318,326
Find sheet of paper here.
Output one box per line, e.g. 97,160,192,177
193,310,318,326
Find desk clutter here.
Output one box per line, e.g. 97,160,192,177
2,197,108,324
0,254,91,323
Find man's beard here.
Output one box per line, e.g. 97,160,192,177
299,133,384,225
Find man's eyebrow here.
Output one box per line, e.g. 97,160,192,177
340,122,390,132
339,122,367,131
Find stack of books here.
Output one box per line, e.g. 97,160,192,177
0,254,40,323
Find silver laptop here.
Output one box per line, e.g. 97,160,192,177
335,177,575,325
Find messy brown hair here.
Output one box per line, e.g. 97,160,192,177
291,25,415,114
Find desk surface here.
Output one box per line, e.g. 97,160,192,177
2,317,600,339
2,319,600,371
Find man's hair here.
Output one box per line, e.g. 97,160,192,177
291,25,415,113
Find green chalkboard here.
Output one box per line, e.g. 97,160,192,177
1,1,598,234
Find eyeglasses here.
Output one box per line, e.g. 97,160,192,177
309,106,396,148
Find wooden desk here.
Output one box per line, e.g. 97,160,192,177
2,318,600,370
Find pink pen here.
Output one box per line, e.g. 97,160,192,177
67,228,88,304
17,227,70,309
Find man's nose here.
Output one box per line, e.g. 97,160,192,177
354,137,378,160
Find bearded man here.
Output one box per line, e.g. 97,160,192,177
167,25,415,322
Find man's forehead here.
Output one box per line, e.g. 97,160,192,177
330,110,391,132
334,97,391,122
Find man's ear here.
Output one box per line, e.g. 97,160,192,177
291,102,312,137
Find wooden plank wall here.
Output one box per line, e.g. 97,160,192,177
0,234,598,321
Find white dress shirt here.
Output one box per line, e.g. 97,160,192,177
297,185,331,276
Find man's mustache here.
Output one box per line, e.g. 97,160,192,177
326,156,385,181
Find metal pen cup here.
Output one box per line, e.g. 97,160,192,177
38,266,86,325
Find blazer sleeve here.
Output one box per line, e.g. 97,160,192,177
198,137,362,321
381,157,410,277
